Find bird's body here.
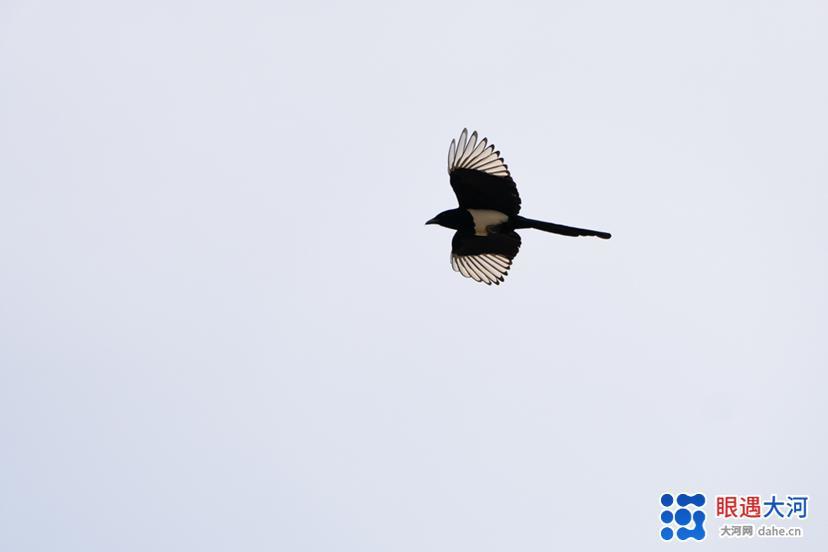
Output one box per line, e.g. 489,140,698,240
426,129,611,285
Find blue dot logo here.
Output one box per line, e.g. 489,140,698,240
660,493,706,541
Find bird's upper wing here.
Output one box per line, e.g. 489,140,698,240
450,230,521,285
448,129,521,216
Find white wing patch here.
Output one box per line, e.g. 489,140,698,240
447,128,510,178
467,208,509,236
450,253,512,285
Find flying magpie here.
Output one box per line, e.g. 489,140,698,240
426,129,611,285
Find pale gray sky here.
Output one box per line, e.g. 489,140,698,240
1,1,826,550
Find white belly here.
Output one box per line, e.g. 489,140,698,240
467,209,509,236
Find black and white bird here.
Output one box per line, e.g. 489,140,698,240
426,129,611,285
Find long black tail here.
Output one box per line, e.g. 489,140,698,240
514,216,611,239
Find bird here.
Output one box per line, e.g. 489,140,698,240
426,129,611,285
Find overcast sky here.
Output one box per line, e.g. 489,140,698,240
1,1,826,550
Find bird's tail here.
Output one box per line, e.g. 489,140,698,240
514,216,611,239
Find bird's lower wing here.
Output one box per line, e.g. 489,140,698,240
450,231,521,285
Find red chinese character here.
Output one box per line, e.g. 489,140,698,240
717,496,738,518
740,496,761,518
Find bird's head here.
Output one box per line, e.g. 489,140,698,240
425,208,470,230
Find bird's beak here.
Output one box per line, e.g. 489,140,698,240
425,217,438,225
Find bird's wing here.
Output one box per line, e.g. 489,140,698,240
450,230,521,285
448,129,521,216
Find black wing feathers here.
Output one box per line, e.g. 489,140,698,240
450,231,521,285
450,169,522,216
448,129,521,216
